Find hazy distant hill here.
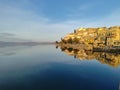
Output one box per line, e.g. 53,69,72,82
0,41,54,48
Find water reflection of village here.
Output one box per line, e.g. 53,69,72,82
57,46,120,68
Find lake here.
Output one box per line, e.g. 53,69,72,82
0,44,120,90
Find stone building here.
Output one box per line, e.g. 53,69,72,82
107,26,120,46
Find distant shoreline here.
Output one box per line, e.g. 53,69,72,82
0,41,55,48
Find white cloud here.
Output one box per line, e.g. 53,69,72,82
0,33,32,42
78,3,93,11
67,3,94,19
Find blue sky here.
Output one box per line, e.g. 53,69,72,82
0,0,120,42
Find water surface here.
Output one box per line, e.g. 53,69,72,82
0,44,120,90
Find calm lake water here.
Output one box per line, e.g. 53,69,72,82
0,44,120,90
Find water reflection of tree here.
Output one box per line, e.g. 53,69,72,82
58,46,120,68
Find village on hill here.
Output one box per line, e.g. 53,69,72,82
59,26,120,47
57,26,120,51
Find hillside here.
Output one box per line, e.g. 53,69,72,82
59,26,120,48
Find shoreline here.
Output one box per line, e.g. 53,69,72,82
56,43,120,53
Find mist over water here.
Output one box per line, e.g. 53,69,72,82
0,44,120,90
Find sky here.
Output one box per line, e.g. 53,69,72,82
0,0,120,42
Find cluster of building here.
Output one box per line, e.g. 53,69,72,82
61,26,120,47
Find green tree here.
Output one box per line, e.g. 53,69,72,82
74,29,76,33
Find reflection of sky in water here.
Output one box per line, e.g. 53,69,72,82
0,45,120,90
0,46,28,56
